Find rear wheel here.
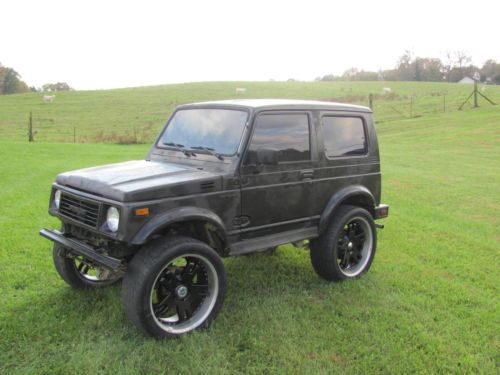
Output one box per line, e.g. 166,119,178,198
122,235,227,339
310,205,377,282
52,244,121,289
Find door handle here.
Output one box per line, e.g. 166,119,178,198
300,169,314,180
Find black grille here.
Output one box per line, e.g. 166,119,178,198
59,193,101,228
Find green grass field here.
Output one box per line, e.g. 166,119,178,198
0,95,498,374
0,81,499,143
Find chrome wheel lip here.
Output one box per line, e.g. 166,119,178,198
149,253,219,335
74,257,113,283
338,216,373,277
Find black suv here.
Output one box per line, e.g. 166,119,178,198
40,99,389,338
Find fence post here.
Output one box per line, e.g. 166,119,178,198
368,94,373,110
410,97,413,118
443,94,446,112
73,127,76,143
28,112,34,142
474,80,478,108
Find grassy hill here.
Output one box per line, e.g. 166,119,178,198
0,81,499,143
0,105,498,373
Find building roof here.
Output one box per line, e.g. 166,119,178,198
458,76,476,84
179,99,372,113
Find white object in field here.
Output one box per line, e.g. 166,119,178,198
43,95,56,103
382,87,392,94
235,88,247,94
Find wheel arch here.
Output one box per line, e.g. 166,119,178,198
318,185,376,235
131,207,229,255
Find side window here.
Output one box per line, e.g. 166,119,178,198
247,113,310,163
322,117,367,157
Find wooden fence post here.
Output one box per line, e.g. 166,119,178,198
474,80,478,108
28,112,34,142
368,94,373,110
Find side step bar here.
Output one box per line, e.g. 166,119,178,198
228,227,318,256
39,228,123,270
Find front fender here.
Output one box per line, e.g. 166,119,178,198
318,185,375,235
131,206,228,246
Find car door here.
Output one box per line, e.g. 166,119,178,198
239,111,317,239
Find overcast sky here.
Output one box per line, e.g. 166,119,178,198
2,0,498,90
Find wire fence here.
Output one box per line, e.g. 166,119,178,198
2,87,499,144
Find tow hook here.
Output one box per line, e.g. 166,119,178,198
375,223,385,229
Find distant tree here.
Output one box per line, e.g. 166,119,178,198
395,51,415,81
0,62,30,95
480,59,500,83
442,51,473,82
318,74,337,82
42,82,73,91
416,58,443,81
454,51,471,70
342,68,378,81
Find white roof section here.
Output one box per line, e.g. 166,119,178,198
180,99,371,112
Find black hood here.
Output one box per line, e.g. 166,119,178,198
56,160,221,202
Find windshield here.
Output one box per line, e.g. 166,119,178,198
158,109,248,156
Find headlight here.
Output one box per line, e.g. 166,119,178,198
54,190,61,209
106,206,120,232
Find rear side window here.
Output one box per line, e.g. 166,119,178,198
248,113,310,162
322,117,367,157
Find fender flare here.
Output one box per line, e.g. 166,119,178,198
318,185,376,235
131,206,228,246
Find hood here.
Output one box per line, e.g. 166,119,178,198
56,160,221,202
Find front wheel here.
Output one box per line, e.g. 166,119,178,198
310,205,377,282
53,245,122,289
122,236,227,339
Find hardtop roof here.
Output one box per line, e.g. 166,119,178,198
178,99,372,113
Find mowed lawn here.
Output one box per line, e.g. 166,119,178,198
0,107,499,374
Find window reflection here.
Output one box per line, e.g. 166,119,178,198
159,109,248,155
248,114,310,162
323,117,366,157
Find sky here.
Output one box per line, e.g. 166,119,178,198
2,0,498,90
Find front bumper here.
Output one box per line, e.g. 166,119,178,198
40,228,123,270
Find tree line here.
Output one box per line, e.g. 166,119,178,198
316,51,500,84
0,62,72,95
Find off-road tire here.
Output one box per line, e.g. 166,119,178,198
122,235,227,339
310,205,377,282
52,244,120,289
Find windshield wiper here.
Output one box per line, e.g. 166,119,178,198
190,146,224,160
163,142,196,157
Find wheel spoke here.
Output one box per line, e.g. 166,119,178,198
340,247,350,269
81,264,90,275
175,298,193,321
77,261,84,272
190,284,209,298
181,260,200,283
154,292,174,316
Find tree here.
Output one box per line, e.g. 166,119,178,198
42,82,73,91
396,51,415,81
480,59,500,83
0,62,30,95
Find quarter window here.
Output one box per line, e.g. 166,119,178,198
322,117,367,157
248,114,310,162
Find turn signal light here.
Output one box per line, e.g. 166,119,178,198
135,207,150,216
